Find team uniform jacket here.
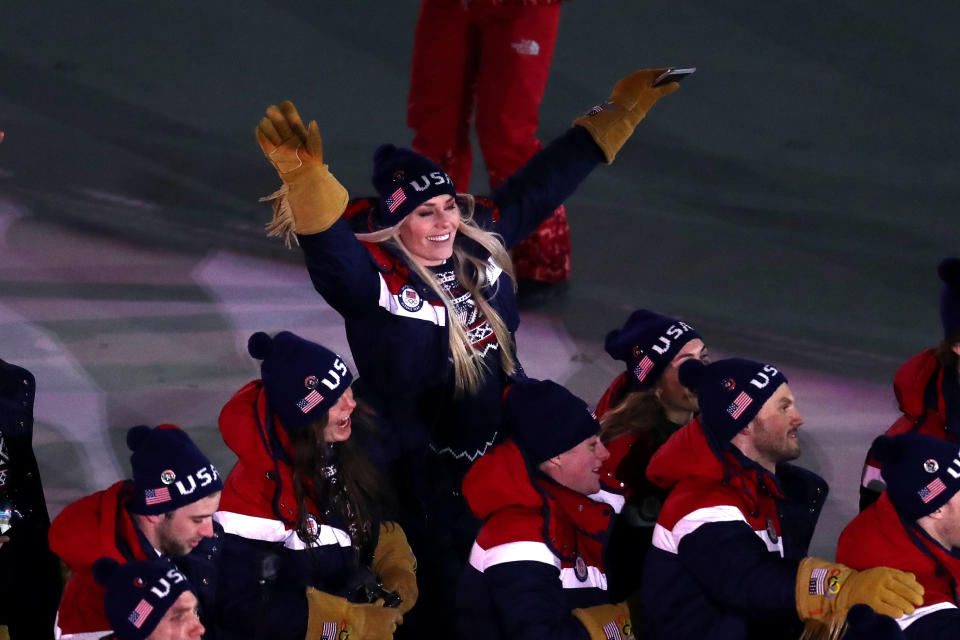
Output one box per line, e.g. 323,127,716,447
456,440,621,640
838,492,960,638
640,418,827,640
297,125,604,467
49,481,222,639
860,349,960,509
214,380,383,640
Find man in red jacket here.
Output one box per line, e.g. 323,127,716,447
860,257,960,508
641,358,924,639
50,424,222,638
839,432,960,638
457,379,633,640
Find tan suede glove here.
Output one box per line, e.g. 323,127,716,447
573,68,680,163
795,557,924,623
371,522,418,616
572,602,634,640
305,587,403,640
255,100,349,244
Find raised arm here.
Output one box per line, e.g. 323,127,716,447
256,101,348,241
488,68,680,247
256,102,380,315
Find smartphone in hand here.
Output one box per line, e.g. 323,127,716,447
653,67,696,87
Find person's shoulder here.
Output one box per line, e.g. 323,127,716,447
476,506,547,550
657,476,748,528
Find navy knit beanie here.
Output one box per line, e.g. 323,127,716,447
371,144,456,228
94,557,194,640
873,433,960,520
127,424,222,515
248,331,354,435
678,358,787,442
939,257,960,339
604,310,701,388
505,379,600,465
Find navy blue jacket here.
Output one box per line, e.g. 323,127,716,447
640,419,827,640
297,126,604,467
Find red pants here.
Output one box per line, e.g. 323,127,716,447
407,0,571,283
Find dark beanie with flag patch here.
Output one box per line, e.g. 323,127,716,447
678,358,787,442
248,331,354,435
371,144,456,228
127,424,222,515
872,432,960,520
505,379,601,465
95,557,195,640
604,309,701,388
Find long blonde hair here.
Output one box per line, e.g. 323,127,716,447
356,194,517,394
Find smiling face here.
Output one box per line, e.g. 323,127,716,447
397,195,460,266
540,434,611,496
321,387,357,443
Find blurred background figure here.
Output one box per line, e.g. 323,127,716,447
407,0,573,286
0,358,62,640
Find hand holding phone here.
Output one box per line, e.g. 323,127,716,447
653,67,696,87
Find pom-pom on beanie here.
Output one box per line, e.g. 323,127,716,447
604,310,701,388
872,432,960,520
248,331,353,435
505,379,601,466
678,358,787,442
127,424,222,515
371,144,456,228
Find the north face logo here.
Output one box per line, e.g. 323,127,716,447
511,39,540,56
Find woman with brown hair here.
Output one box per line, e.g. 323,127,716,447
594,309,708,600
213,331,416,640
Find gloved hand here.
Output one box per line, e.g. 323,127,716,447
371,522,418,616
571,602,633,640
573,68,680,163
305,587,402,640
795,557,924,623
255,100,349,243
